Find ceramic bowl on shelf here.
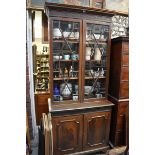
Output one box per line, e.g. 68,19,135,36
53,55,62,60
63,31,70,38
63,54,70,60
53,28,62,38
71,54,79,60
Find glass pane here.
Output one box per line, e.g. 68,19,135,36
52,20,80,102
84,23,109,99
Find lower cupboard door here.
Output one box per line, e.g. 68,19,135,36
52,115,83,155
83,111,111,151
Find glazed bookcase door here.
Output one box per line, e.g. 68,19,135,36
50,18,82,103
83,21,110,100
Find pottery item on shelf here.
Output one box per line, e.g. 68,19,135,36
96,93,102,98
53,55,58,60
94,34,106,40
85,55,91,60
63,31,70,38
73,94,78,101
53,28,62,38
85,47,92,60
74,32,79,39
101,35,106,41
63,54,70,60
94,48,101,61
94,34,100,39
60,83,72,97
86,34,92,40
69,32,75,39
84,86,93,94
71,54,79,60
86,47,92,56
59,95,63,101
53,55,62,60
59,56,62,59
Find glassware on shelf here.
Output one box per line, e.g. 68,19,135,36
53,85,60,101
100,68,105,77
69,66,74,77
94,68,100,77
54,85,60,96
59,68,63,78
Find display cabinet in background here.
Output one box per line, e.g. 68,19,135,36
108,37,129,146
33,45,50,124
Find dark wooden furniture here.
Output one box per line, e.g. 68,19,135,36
44,2,115,154
35,93,50,125
50,101,113,155
108,37,129,146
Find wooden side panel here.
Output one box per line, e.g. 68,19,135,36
115,102,129,145
52,115,83,155
110,101,129,146
121,67,129,81
122,54,129,66
108,42,122,99
83,111,111,151
122,42,129,53
119,82,129,98
35,94,50,125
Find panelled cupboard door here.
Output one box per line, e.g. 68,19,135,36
52,115,83,155
83,111,111,150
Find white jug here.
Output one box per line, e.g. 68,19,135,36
94,48,101,61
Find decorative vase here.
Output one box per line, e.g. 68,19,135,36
54,85,60,96
94,48,101,61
